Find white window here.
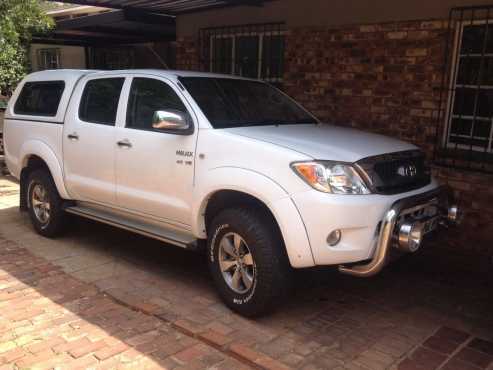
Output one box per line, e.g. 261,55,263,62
37,48,61,70
445,21,493,153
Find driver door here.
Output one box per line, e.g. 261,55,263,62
115,75,197,228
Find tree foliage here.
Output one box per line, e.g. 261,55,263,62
0,0,54,95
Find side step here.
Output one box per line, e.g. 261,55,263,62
65,205,197,249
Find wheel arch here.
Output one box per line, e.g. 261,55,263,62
203,189,282,237
192,167,315,268
19,141,70,210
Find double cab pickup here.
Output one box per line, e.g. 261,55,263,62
4,69,460,316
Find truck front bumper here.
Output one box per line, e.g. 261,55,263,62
338,186,460,277
291,183,461,275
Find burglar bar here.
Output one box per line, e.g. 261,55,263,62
435,5,493,173
198,22,285,86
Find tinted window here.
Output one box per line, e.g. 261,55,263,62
79,78,124,125
179,77,316,129
126,78,188,130
14,81,65,117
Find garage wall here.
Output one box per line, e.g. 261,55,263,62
177,0,492,37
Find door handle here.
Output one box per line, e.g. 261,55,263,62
117,139,132,149
67,133,79,141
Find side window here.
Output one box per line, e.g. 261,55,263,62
126,78,188,130
14,81,65,117
79,78,124,125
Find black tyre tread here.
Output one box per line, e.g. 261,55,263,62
27,169,66,238
208,207,291,317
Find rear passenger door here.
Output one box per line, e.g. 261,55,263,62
63,75,126,205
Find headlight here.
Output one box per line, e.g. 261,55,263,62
291,161,371,195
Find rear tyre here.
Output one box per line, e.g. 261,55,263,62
207,207,291,317
26,169,66,237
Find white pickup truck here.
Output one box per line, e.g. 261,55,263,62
4,69,460,316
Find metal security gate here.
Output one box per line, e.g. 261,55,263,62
436,5,493,173
198,22,285,85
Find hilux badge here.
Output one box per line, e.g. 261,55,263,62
397,165,417,177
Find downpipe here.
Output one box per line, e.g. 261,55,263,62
338,187,461,278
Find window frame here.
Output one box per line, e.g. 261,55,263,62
13,80,65,118
124,76,194,135
201,23,286,84
37,48,61,70
443,19,493,154
209,32,286,83
78,77,126,126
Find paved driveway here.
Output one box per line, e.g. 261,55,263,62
0,175,492,370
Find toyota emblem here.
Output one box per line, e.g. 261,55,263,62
397,165,417,177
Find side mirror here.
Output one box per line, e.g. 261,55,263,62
152,109,192,133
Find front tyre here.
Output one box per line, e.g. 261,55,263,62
27,169,66,237
207,208,291,317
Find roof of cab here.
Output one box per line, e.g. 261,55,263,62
24,69,257,83
24,69,97,82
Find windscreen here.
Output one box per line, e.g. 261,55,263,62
179,77,318,129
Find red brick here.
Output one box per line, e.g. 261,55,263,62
255,355,292,370
442,358,483,370
454,347,493,369
0,347,25,363
198,330,232,347
410,347,447,369
423,335,461,354
6,309,44,322
53,337,91,354
15,349,54,368
94,342,128,361
398,358,427,370
468,338,493,356
26,337,66,354
435,327,470,344
173,319,203,335
173,344,207,363
69,340,107,359
69,355,99,370
229,343,262,363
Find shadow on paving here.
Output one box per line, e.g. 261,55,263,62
0,192,492,369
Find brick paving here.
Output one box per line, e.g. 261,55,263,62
0,175,492,370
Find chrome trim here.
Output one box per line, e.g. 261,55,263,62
338,187,448,278
65,206,196,249
339,208,397,277
397,222,424,253
448,205,462,224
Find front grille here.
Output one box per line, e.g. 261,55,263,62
356,150,431,195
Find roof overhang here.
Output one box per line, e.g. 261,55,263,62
33,9,176,46
35,0,272,46
45,0,271,15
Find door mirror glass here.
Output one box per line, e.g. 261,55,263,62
152,110,190,131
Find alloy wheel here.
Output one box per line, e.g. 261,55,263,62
31,183,51,225
218,232,256,294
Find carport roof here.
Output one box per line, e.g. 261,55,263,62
46,0,271,15
34,9,176,45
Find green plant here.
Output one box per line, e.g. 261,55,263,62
0,0,54,95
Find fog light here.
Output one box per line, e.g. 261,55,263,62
398,222,423,253
327,229,342,246
448,205,461,224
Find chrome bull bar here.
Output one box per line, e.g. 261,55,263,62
338,186,460,278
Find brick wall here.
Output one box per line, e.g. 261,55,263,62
283,20,447,156
175,20,493,256
175,37,200,71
